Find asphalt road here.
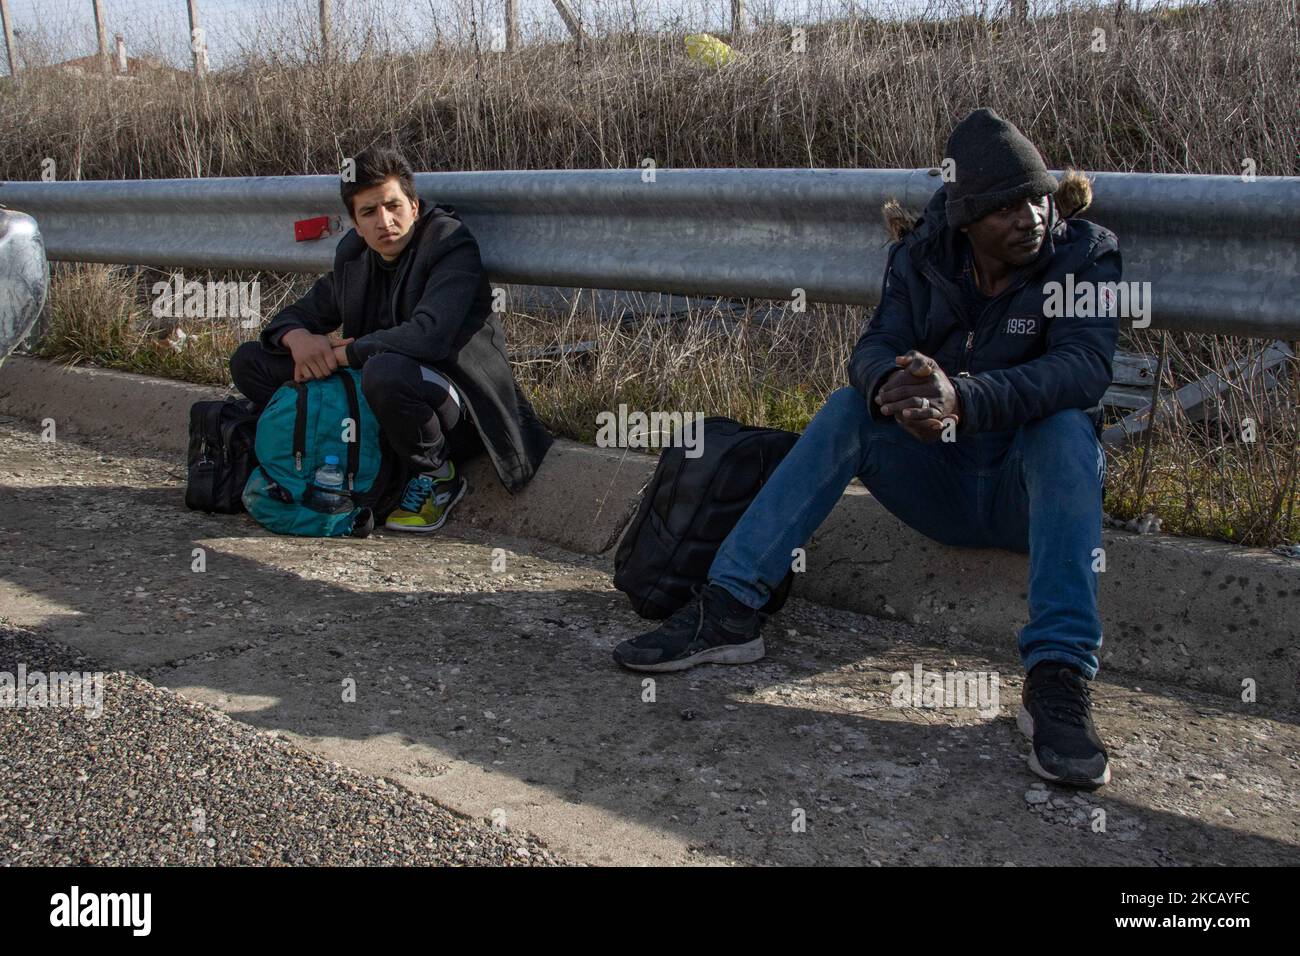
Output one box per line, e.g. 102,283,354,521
1,417,1297,865
0,624,562,865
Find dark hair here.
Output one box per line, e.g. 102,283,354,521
341,146,418,218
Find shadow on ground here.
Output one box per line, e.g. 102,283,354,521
2,426,1297,865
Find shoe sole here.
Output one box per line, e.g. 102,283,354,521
617,636,766,673
1017,705,1111,789
384,480,468,533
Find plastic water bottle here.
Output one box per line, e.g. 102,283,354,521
309,455,348,512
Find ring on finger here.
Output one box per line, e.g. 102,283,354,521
919,397,931,410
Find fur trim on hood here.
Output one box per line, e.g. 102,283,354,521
883,168,1094,242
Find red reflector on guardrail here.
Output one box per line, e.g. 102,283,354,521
294,216,332,242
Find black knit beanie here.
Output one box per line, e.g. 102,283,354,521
944,108,1059,229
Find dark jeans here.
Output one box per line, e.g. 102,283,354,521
230,341,474,477
708,387,1106,678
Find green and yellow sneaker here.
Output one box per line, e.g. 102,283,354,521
385,465,467,532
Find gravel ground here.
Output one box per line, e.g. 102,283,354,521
0,625,564,865
1,417,1297,866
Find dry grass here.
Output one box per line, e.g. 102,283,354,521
31,264,310,387
6,0,1298,546
1105,329,1299,546
506,298,856,441
0,1,1294,180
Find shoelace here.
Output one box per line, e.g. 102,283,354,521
400,476,434,512
1031,668,1093,727
659,585,709,631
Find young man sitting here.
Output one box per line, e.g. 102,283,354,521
613,109,1122,789
230,146,552,528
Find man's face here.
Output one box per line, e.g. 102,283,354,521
350,177,420,260
965,195,1050,268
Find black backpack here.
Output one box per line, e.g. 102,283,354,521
614,417,801,620
185,397,260,514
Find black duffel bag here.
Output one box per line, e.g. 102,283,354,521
614,416,801,620
185,397,260,514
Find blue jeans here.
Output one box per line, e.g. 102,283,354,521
708,387,1106,677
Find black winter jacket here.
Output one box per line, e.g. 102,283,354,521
259,204,553,493
849,185,1122,435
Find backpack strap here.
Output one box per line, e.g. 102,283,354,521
338,372,362,492
292,382,308,474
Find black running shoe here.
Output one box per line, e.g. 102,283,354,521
613,584,764,672
1018,662,1111,789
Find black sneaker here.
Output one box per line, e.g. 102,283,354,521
1018,662,1111,789
613,584,764,672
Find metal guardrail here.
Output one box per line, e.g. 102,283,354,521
0,169,1297,339
0,209,48,364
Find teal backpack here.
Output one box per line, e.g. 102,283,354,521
242,369,405,537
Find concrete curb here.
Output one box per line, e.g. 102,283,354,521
0,355,652,556
801,487,1300,706
2,355,1297,704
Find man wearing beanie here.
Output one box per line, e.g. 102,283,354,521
615,108,1121,790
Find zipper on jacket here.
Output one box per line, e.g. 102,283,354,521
934,264,1036,379
920,261,978,376
918,231,1054,381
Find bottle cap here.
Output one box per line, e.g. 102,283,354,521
324,455,339,465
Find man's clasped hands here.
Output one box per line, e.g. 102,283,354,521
874,350,962,443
